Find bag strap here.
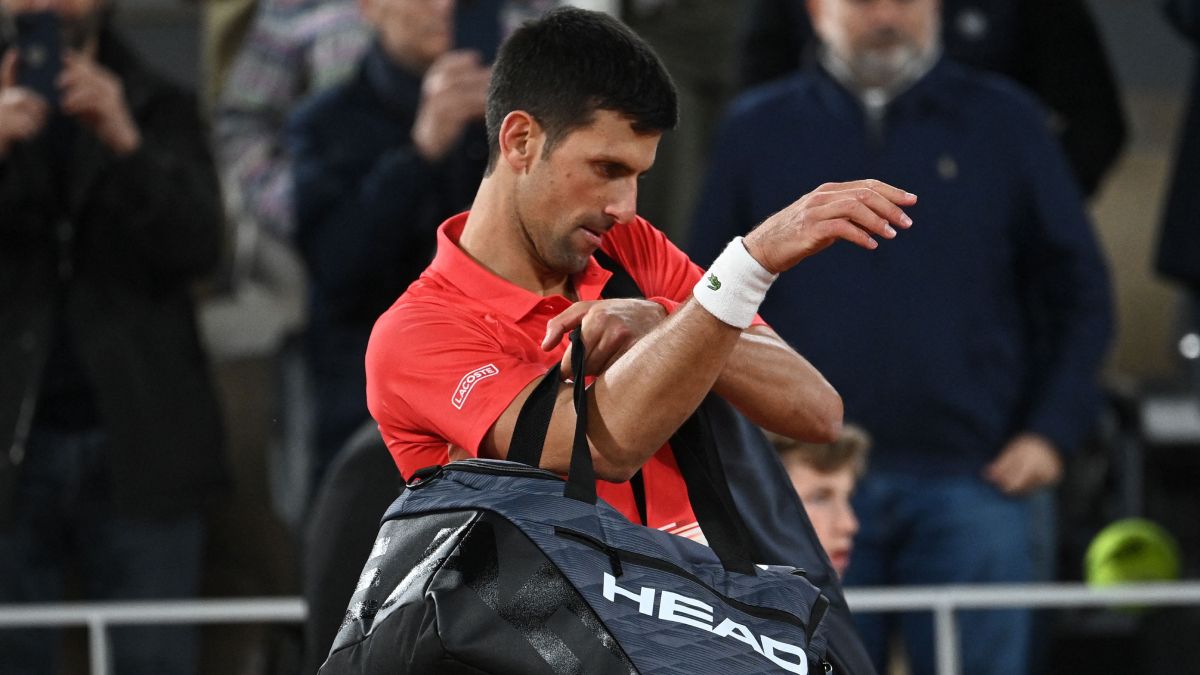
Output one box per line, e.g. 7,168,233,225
592,249,759,574
507,330,597,505
506,362,563,467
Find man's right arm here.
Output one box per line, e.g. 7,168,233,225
481,180,917,481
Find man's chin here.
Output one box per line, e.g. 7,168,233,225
854,48,919,86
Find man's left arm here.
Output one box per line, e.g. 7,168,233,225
985,100,1115,495
567,221,843,443
714,324,842,442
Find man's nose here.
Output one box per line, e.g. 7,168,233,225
604,178,638,225
841,503,860,536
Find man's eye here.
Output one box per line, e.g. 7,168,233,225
597,163,625,178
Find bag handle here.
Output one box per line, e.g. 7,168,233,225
507,330,596,505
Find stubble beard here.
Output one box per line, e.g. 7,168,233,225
850,41,921,89
513,199,590,279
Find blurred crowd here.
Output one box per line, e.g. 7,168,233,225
0,0,1197,673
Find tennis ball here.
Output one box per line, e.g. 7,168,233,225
1085,518,1182,587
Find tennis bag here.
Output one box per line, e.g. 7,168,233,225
589,250,876,675
319,331,834,674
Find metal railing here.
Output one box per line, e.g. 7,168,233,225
4,583,1200,675
0,598,305,675
846,582,1200,675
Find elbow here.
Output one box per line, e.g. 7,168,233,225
804,389,844,444
593,455,641,483
590,441,653,483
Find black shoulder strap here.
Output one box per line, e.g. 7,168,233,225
593,249,759,574
506,362,563,468
594,249,649,526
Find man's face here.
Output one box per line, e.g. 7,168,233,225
809,0,939,88
783,459,860,577
511,109,659,277
363,0,454,71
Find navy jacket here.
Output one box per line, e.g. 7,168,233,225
689,59,1113,476
287,42,488,455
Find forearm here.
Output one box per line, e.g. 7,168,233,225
712,326,842,442
586,299,742,478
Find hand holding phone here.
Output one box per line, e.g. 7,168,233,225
0,49,51,156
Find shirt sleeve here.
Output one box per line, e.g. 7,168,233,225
365,301,550,478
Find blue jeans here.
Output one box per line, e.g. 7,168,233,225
0,428,205,675
843,471,1035,675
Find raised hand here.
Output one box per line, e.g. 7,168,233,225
411,49,491,162
0,48,50,157
58,50,141,155
742,179,917,274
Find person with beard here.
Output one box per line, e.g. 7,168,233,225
365,7,915,546
688,0,1112,672
735,0,1127,201
0,0,227,673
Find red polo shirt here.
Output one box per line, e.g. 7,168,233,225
366,212,762,542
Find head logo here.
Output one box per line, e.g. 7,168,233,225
601,572,809,674
452,364,499,410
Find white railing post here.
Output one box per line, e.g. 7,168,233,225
933,599,959,675
88,614,110,675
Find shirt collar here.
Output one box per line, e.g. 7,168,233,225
428,212,614,322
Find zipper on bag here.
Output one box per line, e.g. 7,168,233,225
431,459,566,482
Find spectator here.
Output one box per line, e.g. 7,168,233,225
768,424,870,578
214,0,369,243
737,0,1127,198
689,0,1114,672
287,0,558,492
208,0,369,527
365,6,914,545
0,0,228,673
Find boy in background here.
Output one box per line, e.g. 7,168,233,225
769,424,870,577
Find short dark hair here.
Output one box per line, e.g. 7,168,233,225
485,7,678,171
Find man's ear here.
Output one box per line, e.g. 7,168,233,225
498,111,543,173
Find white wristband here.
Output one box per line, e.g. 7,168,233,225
692,237,777,329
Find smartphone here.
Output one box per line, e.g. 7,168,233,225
14,11,62,107
454,0,502,65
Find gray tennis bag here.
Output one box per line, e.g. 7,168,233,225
319,331,833,674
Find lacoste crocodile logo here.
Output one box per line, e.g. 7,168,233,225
706,274,721,291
